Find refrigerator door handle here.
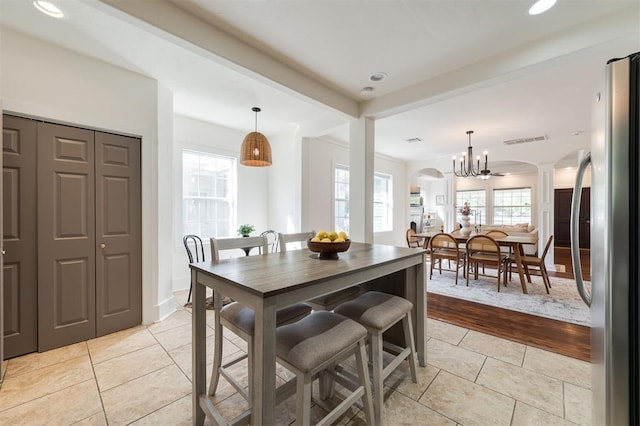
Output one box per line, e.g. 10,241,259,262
571,151,592,307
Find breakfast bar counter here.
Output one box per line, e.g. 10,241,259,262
190,242,426,425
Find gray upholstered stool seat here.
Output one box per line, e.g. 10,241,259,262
276,311,374,425
306,286,361,311
220,302,312,336
334,291,418,423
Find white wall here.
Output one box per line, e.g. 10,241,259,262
172,115,270,291
302,137,407,247
1,28,167,324
554,167,591,189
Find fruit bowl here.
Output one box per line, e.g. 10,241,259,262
306,238,351,260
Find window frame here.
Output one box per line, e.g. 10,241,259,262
455,189,486,225
373,172,393,233
492,187,532,226
181,148,238,241
333,163,350,234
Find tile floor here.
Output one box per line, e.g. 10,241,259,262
0,290,592,425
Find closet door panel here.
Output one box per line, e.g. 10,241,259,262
38,122,95,352
95,132,141,336
2,115,37,358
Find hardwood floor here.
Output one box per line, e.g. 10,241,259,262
426,246,591,362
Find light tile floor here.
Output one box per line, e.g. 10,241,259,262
0,291,592,425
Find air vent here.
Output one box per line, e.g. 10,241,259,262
503,135,548,145
405,137,423,143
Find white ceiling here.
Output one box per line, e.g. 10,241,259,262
1,0,639,171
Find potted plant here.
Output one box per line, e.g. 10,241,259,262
237,224,255,237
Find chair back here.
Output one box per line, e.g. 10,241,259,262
183,235,205,263
406,228,422,248
466,235,501,255
539,235,554,261
429,232,458,251
486,230,508,238
278,231,315,252
210,235,268,264
260,230,279,253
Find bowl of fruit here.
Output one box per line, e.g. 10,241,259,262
307,230,351,260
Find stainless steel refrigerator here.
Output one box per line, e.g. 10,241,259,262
572,52,639,425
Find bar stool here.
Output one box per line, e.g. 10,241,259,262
334,291,418,423
276,311,374,425
278,231,361,311
208,236,312,404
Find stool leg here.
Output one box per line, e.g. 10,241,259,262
371,330,384,425
247,339,253,401
296,372,312,426
208,292,224,396
355,340,375,426
403,314,418,383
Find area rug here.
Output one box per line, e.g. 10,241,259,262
427,269,591,326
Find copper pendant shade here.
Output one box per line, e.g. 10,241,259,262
240,107,272,167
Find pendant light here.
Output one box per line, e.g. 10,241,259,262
240,107,272,167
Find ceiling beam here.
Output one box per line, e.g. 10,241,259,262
360,6,639,119
97,0,359,119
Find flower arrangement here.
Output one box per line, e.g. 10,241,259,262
458,202,472,216
237,224,255,236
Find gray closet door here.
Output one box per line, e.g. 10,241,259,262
95,132,141,336
37,122,96,352
2,115,37,358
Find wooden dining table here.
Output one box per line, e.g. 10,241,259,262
416,230,538,294
190,242,426,425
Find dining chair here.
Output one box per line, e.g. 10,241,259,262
406,228,423,248
278,231,361,311
260,229,279,253
208,235,312,404
428,232,466,285
182,234,204,304
466,234,508,291
507,235,554,293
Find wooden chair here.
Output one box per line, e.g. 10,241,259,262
278,231,360,311
208,236,312,408
466,235,508,291
182,234,204,304
406,228,423,248
260,229,279,253
428,232,465,285
507,235,554,294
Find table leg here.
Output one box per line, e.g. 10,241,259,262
513,244,529,294
192,270,206,425
415,257,426,366
251,298,277,425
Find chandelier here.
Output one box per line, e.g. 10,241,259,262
452,130,488,178
240,107,272,167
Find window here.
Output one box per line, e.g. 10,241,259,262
493,187,532,225
334,167,393,233
456,190,486,224
373,173,393,232
183,150,237,238
334,165,349,234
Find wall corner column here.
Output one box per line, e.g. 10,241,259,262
349,117,375,243
537,163,555,268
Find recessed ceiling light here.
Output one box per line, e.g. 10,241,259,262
528,0,556,15
360,86,374,97
369,72,388,83
33,1,64,18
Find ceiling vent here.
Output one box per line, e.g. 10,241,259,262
405,137,423,143
503,135,549,145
